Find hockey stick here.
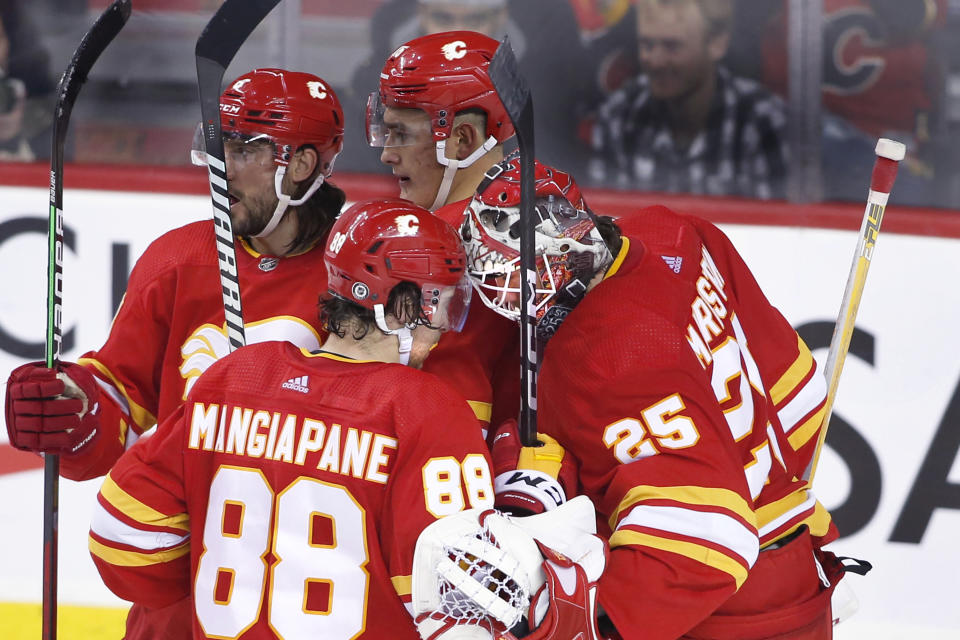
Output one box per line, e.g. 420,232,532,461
195,0,281,351
803,138,906,485
488,38,539,447
45,3,131,637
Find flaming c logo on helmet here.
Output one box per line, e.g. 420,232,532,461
441,41,467,61
307,81,328,100
395,214,420,236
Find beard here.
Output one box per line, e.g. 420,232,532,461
230,189,279,237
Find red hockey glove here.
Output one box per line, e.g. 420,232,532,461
5,361,101,455
518,542,605,640
490,419,577,516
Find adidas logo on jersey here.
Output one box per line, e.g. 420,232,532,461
661,255,683,273
281,375,310,393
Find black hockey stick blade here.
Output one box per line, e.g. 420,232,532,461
49,0,131,363
195,0,280,351
489,38,539,446
195,0,280,67
44,5,131,638
49,0,131,213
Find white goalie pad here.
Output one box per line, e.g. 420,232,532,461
412,496,605,640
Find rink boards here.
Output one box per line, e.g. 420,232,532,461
0,170,958,639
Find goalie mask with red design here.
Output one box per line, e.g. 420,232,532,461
460,158,612,338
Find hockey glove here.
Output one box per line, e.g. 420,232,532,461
411,495,607,640
490,419,576,516
5,361,101,455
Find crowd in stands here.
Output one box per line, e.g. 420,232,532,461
1,0,957,208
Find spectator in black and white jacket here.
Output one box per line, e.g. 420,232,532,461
587,0,787,199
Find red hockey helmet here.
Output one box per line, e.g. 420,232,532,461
369,30,514,145
325,198,472,331
218,68,344,175
461,157,611,335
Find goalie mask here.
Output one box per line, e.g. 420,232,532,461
191,68,345,237
368,31,513,209
461,157,613,340
325,199,472,362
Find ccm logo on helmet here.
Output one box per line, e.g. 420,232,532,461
220,103,241,114
395,215,420,236
307,80,328,100
441,41,467,61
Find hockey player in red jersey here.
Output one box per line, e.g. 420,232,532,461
5,68,346,479
89,198,495,640
370,30,525,434
459,156,850,639
4,67,347,638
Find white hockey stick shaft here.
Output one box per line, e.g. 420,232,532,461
804,138,906,485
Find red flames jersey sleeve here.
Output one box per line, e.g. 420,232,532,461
89,341,494,639
64,221,329,480
539,208,834,639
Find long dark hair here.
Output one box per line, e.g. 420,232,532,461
320,282,428,340
286,179,346,254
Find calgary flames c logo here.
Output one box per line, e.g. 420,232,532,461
395,214,420,236
441,41,467,61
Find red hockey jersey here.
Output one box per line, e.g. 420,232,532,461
69,217,513,480
89,340,495,640
538,207,836,639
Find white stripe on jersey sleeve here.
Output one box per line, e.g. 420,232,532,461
777,371,827,433
91,501,190,551
619,505,759,567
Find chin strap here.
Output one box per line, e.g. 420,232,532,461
254,165,326,238
374,304,414,366
429,136,498,211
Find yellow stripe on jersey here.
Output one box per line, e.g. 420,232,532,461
769,336,813,405
78,357,157,429
88,536,190,567
610,529,749,588
787,404,827,450
807,500,833,538
517,433,565,479
391,575,412,597
755,488,811,531
100,474,190,532
610,485,756,531
760,500,833,548
467,400,492,424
